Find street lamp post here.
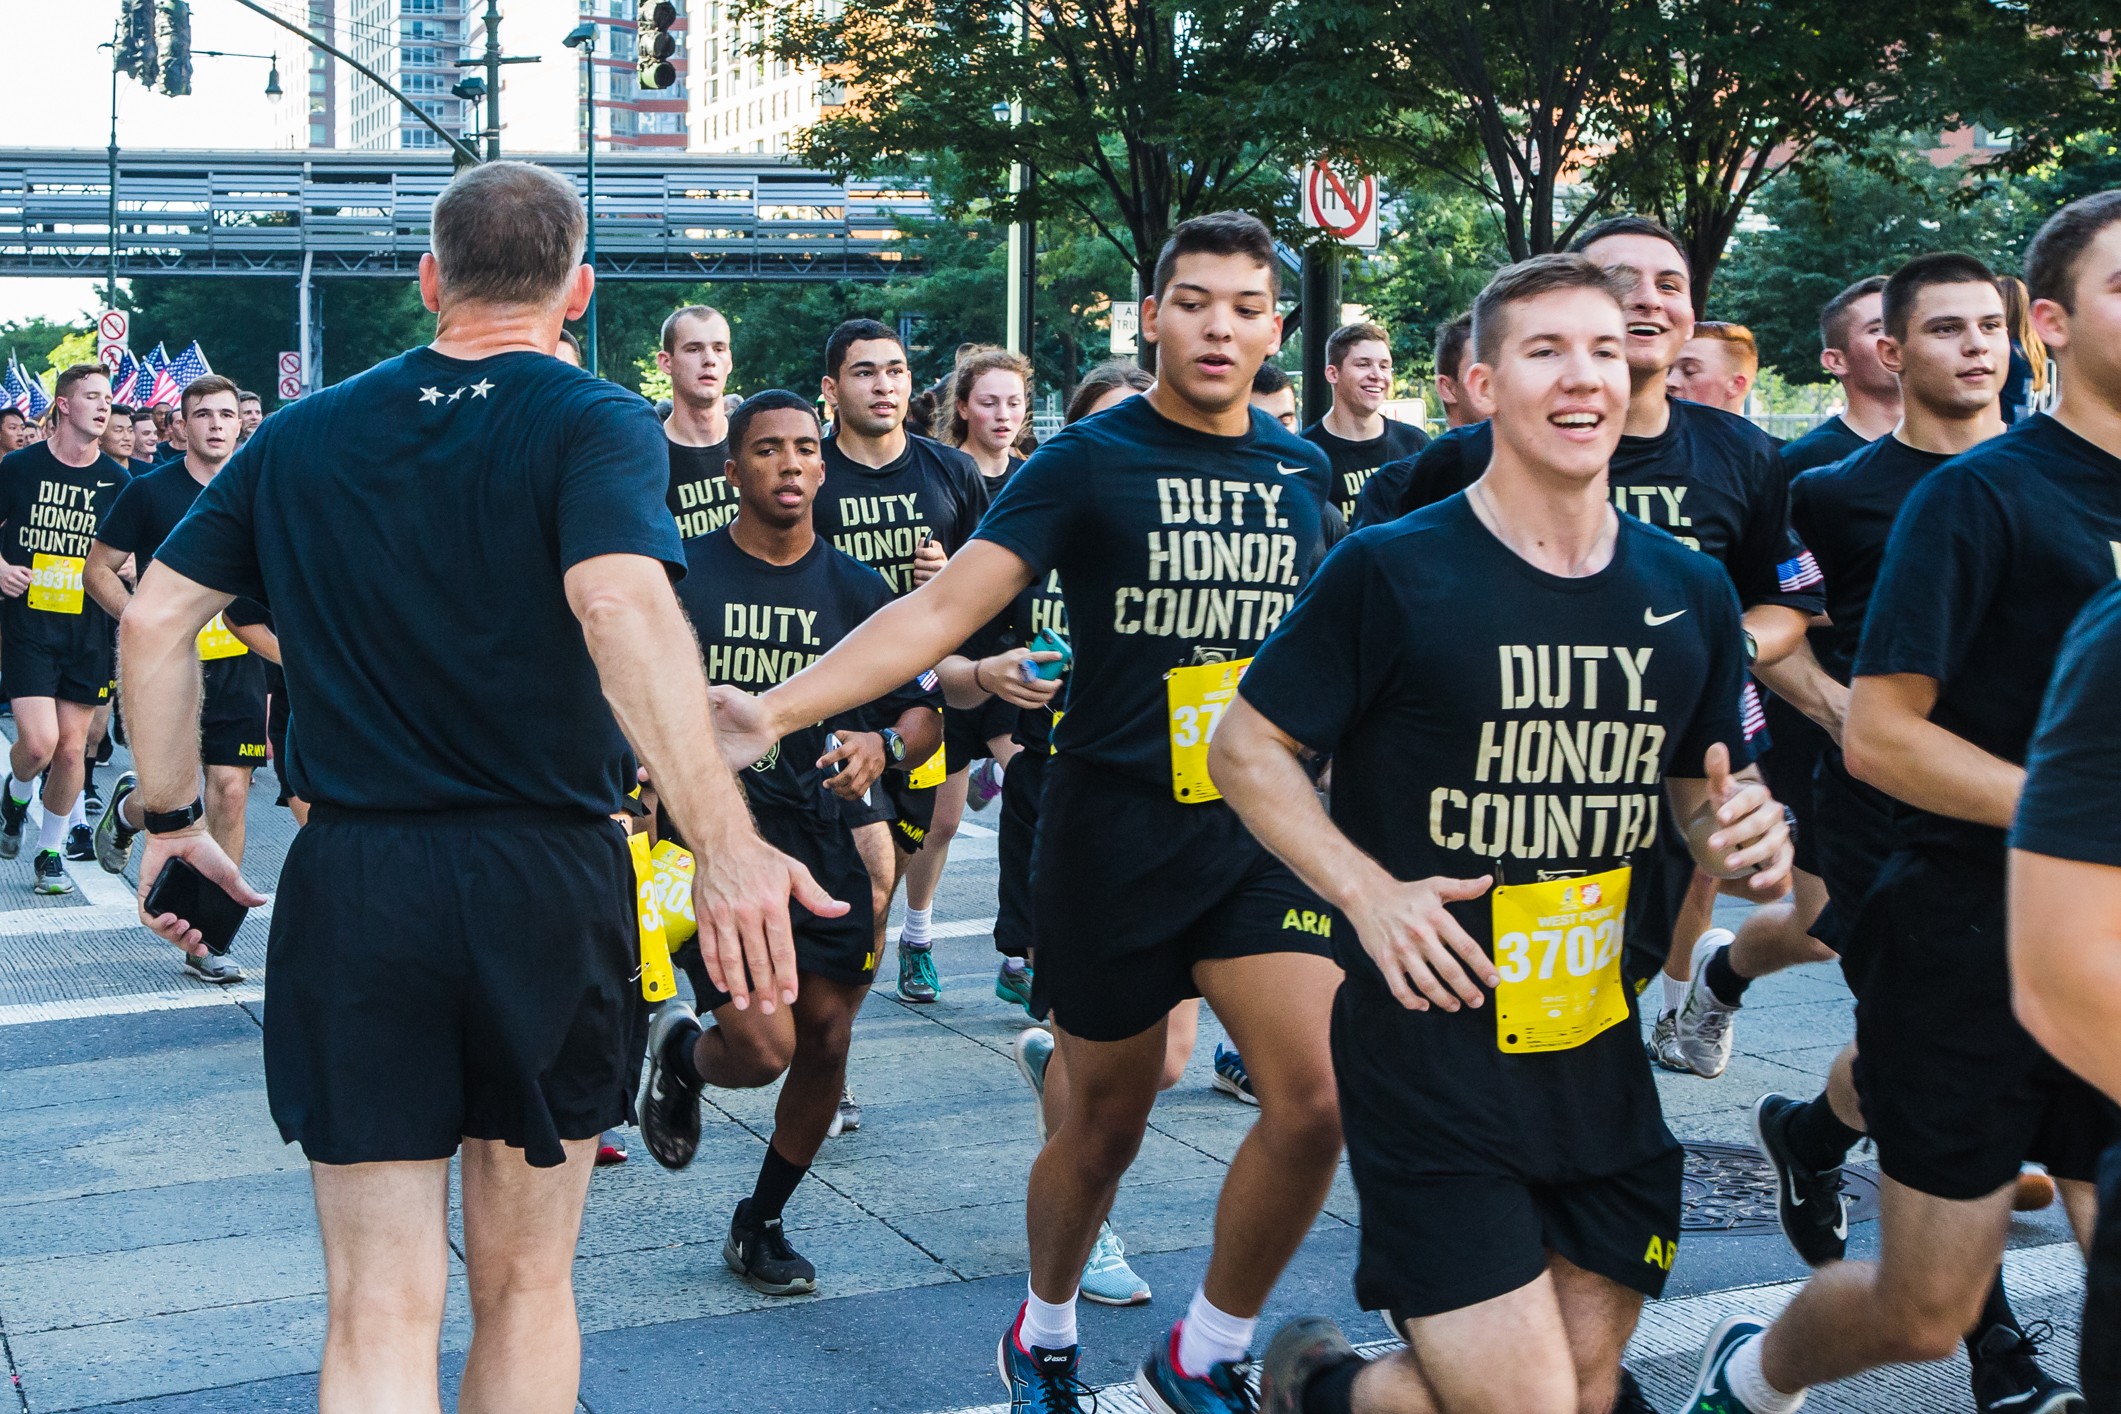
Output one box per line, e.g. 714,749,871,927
563,22,599,376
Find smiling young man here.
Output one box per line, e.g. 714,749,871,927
1224,253,1792,1414
635,388,942,1295
708,212,1341,1414
86,375,268,985
1302,321,1427,520
659,304,738,543
1684,193,2121,1414
0,365,130,896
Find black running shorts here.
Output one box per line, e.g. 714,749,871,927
1027,755,1335,1042
993,744,1046,964
199,656,269,770
943,699,1017,774
1756,692,1824,879
1805,745,1895,980
2084,1139,2121,1413
2,617,112,707
1852,848,2116,1199
263,805,639,1168
1621,820,1697,994
677,804,877,1007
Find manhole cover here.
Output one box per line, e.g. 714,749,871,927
1680,1140,1881,1233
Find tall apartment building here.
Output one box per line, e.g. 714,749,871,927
575,0,691,150
313,0,477,151
689,0,826,154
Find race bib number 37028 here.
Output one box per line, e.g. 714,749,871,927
1167,657,1248,804
1491,864,1630,1054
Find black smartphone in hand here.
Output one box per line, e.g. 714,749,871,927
144,857,250,957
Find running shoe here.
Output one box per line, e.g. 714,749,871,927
997,1311,1093,1414
1614,1368,1661,1413
723,1197,818,1296
636,1002,705,1170
1969,1320,2082,1414
1682,1315,1772,1413
968,758,1005,811
595,1130,629,1166
184,951,245,985
32,850,73,895
0,788,28,861
1080,1223,1151,1306
1137,1325,1252,1414
64,824,95,863
95,772,139,874
1647,1011,1691,1073
83,780,102,817
827,1086,862,1138
1258,1315,1359,1414
1211,1042,1256,1105
1751,1092,1849,1266
996,960,1035,1016
2015,1165,2058,1212
1674,929,1740,1078
897,940,941,1002
1015,1026,1055,1139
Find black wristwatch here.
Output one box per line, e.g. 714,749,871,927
879,727,908,765
144,798,207,835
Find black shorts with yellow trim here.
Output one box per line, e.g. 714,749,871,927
2,609,112,708
1027,754,1336,1042
839,770,938,853
200,654,270,769
676,804,877,1007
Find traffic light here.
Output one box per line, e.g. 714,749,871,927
154,0,193,97
115,0,159,86
637,1,678,90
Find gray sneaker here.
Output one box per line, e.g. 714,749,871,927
31,850,73,895
95,771,139,874
184,951,245,985
1647,1011,1690,1073
1674,929,1740,1078
826,1087,861,1138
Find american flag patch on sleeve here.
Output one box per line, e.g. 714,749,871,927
1740,681,1768,741
917,669,940,692
1776,551,1824,593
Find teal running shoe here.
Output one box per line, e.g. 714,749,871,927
996,959,1035,1016
1211,1042,1256,1105
997,1310,1093,1413
897,940,941,1002
1080,1222,1150,1306
1684,1316,1774,1412
1137,1325,1251,1413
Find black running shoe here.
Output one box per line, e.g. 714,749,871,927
64,824,94,862
1970,1321,2084,1414
635,1002,705,1170
1752,1092,1849,1266
83,780,103,816
723,1198,818,1296
0,788,28,861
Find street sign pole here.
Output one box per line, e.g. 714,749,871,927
1300,245,1340,427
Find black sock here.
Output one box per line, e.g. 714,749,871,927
1704,945,1751,1007
749,1143,809,1223
1301,1357,1363,1414
1967,1272,2020,1349
1784,1092,1862,1171
665,1017,706,1090
84,759,97,796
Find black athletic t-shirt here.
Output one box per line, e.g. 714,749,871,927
1788,435,1952,684
675,527,940,815
1240,497,1749,1173
667,438,736,542
157,347,683,816
814,432,988,595
97,459,271,695
1301,417,1428,522
1350,406,1821,614
0,442,131,645
972,395,1330,785
2013,583,2121,867
1856,415,2121,862
1779,414,1870,476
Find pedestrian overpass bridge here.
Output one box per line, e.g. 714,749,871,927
0,148,929,282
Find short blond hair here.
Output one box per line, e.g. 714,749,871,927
1690,321,1759,379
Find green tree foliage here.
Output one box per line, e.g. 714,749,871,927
121,277,435,406
0,318,94,382
1342,182,1509,379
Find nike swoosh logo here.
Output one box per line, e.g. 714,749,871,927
1644,608,1687,626
1275,463,1307,476
95,481,115,489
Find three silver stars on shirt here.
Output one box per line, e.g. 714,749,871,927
418,378,495,406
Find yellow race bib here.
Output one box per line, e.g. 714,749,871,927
196,613,249,660
28,554,84,615
628,832,677,1002
1166,657,1249,803
649,840,698,948
1491,864,1631,1054
908,743,947,790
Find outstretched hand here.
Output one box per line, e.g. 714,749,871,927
137,827,268,958
708,685,782,772
691,830,849,1014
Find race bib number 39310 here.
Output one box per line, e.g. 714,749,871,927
28,554,85,615
1491,864,1631,1054
1166,657,1249,804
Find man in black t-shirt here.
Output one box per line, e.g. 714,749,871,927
0,408,26,455
1226,255,1790,1414
0,364,129,897
1251,361,1299,431
2011,581,2121,1413
812,318,989,1006
658,303,737,542
1780,277,1900,477
86,375,265,986
1683,192,2121,1414
633,389,942,1294
1300,320,1428,520
122,162,838,1411
709,214,1342,1413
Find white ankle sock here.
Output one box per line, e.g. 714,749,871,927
36,808,68,856
1175,1288,1257,1377
1002,956,1028,975
67,792,85,829
1661,973,1689,1017
8,773,35,806
1728,1334,1805,1412
902,905,932,947
1019,1286,1077,1351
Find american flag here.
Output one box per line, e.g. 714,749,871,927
141,346,179,409
167,341,212,392
1,360,28,415
109,349,140,405
1740,681,1767,742
1776,550,1824,594
19,363,49,421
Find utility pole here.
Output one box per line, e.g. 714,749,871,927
462,0,540,161
107,55,120,311
1300,245,1340,426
